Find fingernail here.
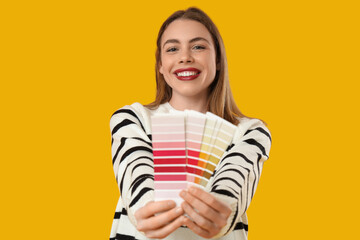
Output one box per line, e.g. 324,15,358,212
168,201,175,207
180,190,186,197
137,223,142,230
175,207,182,213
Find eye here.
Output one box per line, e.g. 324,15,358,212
166,47,178,52
193,45,206,50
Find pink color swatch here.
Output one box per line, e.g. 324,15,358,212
151,113,186,206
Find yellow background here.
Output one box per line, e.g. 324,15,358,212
1,0,359,239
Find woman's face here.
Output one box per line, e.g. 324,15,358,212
159,19,217,100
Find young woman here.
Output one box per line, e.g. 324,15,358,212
110,7,271,240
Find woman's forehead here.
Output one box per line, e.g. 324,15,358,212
161,19,213,45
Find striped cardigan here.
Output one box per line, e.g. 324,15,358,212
109,102,271,240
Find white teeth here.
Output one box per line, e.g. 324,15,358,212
176,71,198,77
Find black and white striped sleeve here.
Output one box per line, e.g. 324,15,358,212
209,118,272,238
110,105,154,227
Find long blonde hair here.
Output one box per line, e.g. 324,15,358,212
145,7,246,125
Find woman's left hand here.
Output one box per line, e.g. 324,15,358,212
179,186,232,238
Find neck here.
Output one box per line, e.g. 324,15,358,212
168,93,209,113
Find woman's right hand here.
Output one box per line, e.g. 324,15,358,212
134,200,185,239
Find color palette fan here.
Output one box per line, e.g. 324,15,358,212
151,111,237,205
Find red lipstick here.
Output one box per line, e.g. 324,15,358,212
173,68,201,81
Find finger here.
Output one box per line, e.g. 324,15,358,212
180,189,219,222
145,215,186,239
181,201,218,232
183,216,212,239
137,206,184,232
188,186,231,217
180,189,229,229
135,200,176,219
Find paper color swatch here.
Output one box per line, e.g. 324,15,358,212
184,110,207,186
151,111,237,204
151,113,187,206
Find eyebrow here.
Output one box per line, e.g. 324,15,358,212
163,37,210,48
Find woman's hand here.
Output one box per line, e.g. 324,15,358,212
180,186,232,238
134,200,185,239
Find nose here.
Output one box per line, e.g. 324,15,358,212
179,49,194,63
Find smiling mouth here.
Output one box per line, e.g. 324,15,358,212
175,71,200,77
174,71,200,81
173,68,201,81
